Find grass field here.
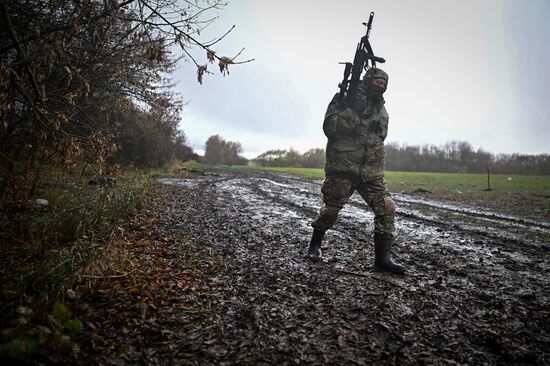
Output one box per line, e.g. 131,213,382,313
232,165,550,218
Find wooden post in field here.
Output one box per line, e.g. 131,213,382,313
486,166,492,191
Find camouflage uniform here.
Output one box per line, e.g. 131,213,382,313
312,82,395,237
308,68,404,273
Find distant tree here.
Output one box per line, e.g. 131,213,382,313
302,148,325,168
222,141,245,165
472,147,493,173
204,135,247,165
204,135,224,165
253,148,325,168
285,148,302,167
114,104,197,167
385,140,549,175
254,149,289,167
174,135,200,162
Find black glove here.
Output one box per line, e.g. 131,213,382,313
352,97,368,116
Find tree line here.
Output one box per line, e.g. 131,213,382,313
243,140,549,175
385,141,550,175
201,137,327,168
253,148,325,168
1,0,249,207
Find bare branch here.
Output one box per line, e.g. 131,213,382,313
138,0,252,65
1,1,43,103
203,24,235,47
178,40,200,68
230,47,245,62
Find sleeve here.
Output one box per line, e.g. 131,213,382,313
322,93,361,138
377,106,389,141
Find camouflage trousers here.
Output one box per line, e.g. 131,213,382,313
311,173,396,236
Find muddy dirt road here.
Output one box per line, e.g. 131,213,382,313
157,167,550,365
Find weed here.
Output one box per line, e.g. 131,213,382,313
181,160,205,173
0,302,83,361
146,159,205,178
0,172,152,361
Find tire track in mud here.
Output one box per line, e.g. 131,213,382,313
158,168,550,365
202,170,550,250
229,171,550,266
397,196,550,230
216,171,550,285
393,198,550,250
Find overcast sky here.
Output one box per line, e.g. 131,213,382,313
173,0,550,159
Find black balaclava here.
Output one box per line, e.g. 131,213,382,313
364,67,388,102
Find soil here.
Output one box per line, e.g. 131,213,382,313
91,166,550,365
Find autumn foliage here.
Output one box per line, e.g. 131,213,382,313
0,1,250,360
0,0,250,207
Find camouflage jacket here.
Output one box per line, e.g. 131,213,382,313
323,88,389,180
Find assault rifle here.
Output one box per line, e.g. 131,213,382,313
338,12,386,105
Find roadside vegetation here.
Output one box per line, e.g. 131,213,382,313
1,0,247,360
0,161,199,362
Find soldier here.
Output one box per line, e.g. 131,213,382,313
307,67,404,274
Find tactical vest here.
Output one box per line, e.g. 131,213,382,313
323,92,388,181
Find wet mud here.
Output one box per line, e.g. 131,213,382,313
157,167,550,365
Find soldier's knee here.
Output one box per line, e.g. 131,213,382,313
383,196,396,216
374,197,395,235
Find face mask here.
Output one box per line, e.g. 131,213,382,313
367,84,385,102
370,84,386,96
364,70,388,100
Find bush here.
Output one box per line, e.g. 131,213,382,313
0,171,152,361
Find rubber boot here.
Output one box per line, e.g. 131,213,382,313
307,229,325,261
374,233,405,274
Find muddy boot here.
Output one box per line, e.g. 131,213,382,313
307,229,325,261
374,233,405,274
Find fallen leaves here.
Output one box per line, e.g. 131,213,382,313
71,184,230,364
12,167,547,364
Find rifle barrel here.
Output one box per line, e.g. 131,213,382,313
366,12,374,38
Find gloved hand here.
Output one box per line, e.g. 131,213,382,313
335,107,362,136
352,96,368,116
352,84,370,115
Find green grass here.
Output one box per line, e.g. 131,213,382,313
181,160,206,173
2,173,152,299
0,160,219,361
232,165,550,218
234,165,549,195
147,159,205,178
385,171,550,195
0,170,155,361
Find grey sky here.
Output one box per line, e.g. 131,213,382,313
174,0,550,158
